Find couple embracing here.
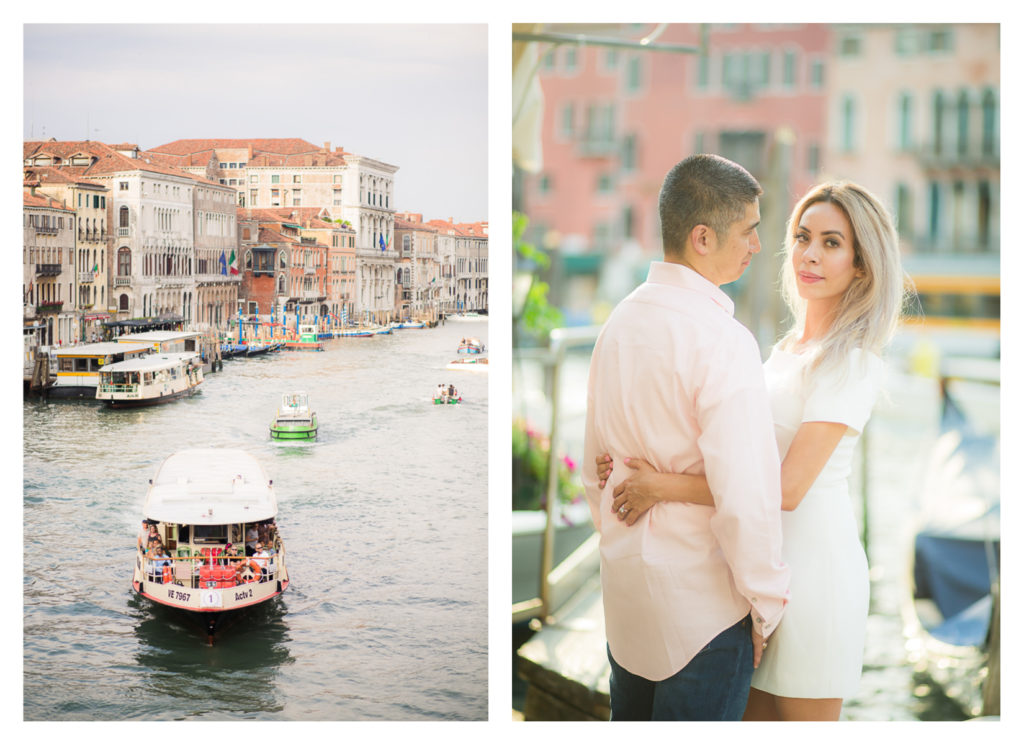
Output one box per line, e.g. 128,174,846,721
582,154,907,721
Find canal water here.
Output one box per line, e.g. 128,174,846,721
23,319,488,721
512,341,998,721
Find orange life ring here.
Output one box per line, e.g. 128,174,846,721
236,559,262,584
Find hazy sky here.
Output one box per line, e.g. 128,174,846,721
23,23,488,222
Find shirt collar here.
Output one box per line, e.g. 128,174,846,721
646,261,735,316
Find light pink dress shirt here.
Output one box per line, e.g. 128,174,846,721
582,261,790,681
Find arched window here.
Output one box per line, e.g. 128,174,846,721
119,293,130,311
279,251,287,268
245,251,253,269
119,206,130,228
117,247,131,276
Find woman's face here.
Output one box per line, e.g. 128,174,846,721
791,201,861,309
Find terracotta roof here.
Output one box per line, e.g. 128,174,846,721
247,151,347,167
23,166,107,188
24,139,199,180
257,226,297,244
24,190,73,211
395,216,438,233
239,207,353,232
151,138,321,156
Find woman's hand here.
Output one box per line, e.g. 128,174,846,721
610,458,659,526
596,453,614,488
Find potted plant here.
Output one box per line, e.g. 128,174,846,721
512,417,593,605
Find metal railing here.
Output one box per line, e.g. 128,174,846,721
140,541,283,588
513,325,603,625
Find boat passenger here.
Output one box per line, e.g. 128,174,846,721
265,545,278,580
245,526,259,555
253,543,271,581
146,540,172,583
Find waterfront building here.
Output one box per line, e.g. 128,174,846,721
148,138,399,326
237,212,327,328
821,23,1000,336
394,213,440,322
22,141,225,331
239,207,355,327
23,166,111,341
148,138,350,211
428,218,489,313
516,23,830,334
431,221,458,316
23,188,75,348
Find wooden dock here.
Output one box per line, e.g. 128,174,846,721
516,572,610,720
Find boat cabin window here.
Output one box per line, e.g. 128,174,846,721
59,358,74,372
192,524,228,543
73,358,90,372
143,372,153,384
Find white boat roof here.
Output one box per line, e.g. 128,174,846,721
54,342,153,357
117,331,201,342
143,449,277,525
99,351,198,372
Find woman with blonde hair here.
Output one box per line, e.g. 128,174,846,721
596,180,909,720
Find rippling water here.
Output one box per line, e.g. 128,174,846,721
23,320,488,721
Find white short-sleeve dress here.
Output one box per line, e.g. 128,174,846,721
750,346,884,700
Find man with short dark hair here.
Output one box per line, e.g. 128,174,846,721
582,154,791,720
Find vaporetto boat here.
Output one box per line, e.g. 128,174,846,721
48,341,154,398
96,352,203,408
131,449,289,637
269,392,318,440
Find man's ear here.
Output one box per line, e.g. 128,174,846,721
689,224,713,257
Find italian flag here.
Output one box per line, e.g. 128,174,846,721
229,249,239,275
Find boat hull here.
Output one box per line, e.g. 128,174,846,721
270,414,318,440
433,398,462,405
270,426,318,440
105,385,199,408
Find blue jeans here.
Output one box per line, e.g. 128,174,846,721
608,615,753,720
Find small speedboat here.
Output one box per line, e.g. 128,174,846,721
393,320,425,329
457,337,486,355
446,357,489,373
433,391,462,405
270,392,318,440
131,448,289,637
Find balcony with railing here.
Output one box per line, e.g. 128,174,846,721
35,264,62,276
34,225,59,236
114,276,131,287
36,301,63,313
78,271,95,283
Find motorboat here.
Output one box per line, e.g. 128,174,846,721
283,324,325,351
457,337,486,355
433,388,462,405
393,320,426,329
903,368,999,717
96,352,203,408
446,357,489,372
270,392,318,441
131,449,289,637
447,312,483,322
48,341,153,398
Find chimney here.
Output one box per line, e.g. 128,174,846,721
324,141,331,152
